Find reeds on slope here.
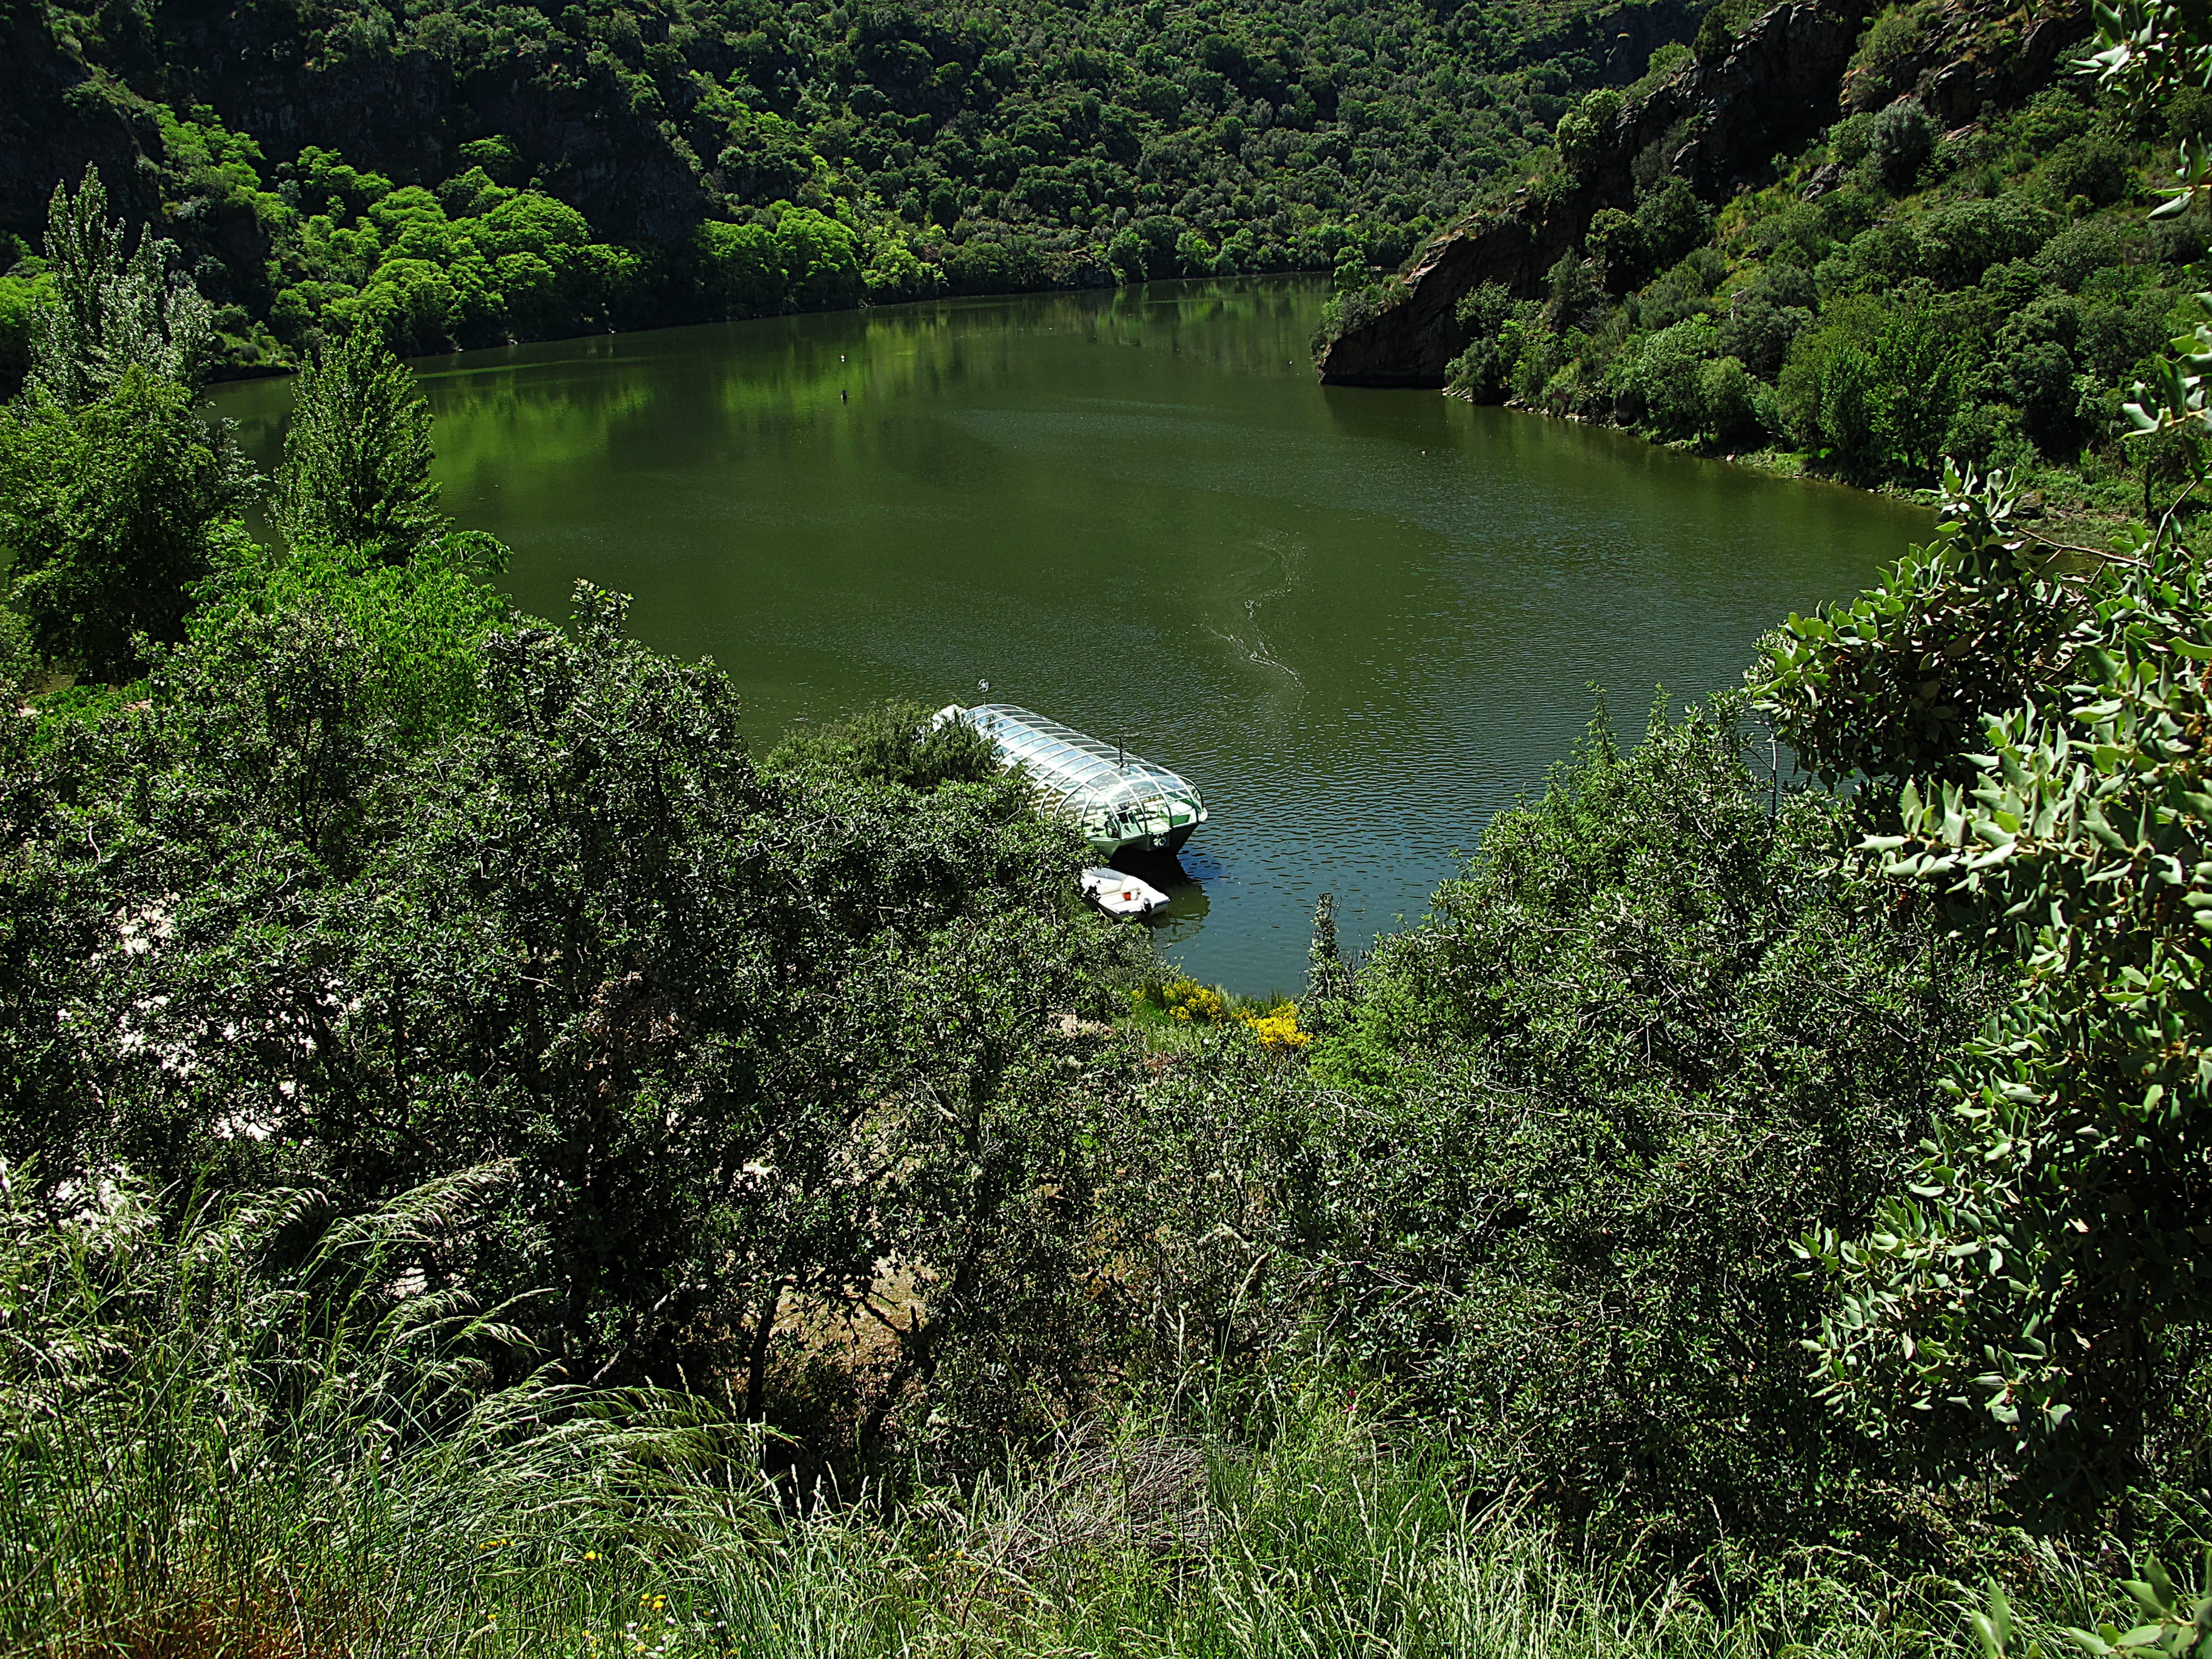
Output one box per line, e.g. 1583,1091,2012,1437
0,1162,2107,1658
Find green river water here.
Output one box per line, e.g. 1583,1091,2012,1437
210,276,1930,994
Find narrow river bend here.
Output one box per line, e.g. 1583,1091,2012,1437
211,276,1930,994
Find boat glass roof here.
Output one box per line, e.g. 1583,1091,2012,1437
959,704,1201,819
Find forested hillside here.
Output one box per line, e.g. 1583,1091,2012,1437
0,0,1700,380
1319,0,2184,522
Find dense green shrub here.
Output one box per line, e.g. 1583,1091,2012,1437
1699,352,1765,446
1450,61,2171,495
273,327,446,563
0,369,253,679
1843,2,1939,113
1108,699,2006,1537
1868,99,1936,192
7,1176,2091,1659
1754,461,2212,1499
1,571,1134,1449
1443,281,1526,400
1616,315,1715,438
765,699,1003,792
1635,176,1714,271
0,273,44,393
1555,87,1624,177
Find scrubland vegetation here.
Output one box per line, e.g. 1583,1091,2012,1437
1439,12,2197,525
8,1,2212,1653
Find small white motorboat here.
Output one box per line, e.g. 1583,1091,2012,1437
1081,866,1170,918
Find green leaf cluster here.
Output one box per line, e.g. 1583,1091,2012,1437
1755,459,2212,1497
273,326,447,564
1100,697,2006,1543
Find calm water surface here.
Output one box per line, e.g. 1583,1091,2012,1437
211,278,1929,994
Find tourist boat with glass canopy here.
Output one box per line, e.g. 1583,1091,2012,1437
934,703,1207,857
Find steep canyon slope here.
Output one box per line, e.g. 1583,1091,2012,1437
1318,0,2095,386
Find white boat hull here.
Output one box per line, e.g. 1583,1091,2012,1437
1081,866,1170,918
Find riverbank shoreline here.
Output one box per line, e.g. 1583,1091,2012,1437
1440,383,2142,543
209,275,1920,994
190,267,1350,392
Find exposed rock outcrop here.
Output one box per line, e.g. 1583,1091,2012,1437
1842,0,2090,119
1316,0,2090,389
0,4,164,250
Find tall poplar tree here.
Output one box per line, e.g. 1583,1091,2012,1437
274,328,445,563
29,166,212,408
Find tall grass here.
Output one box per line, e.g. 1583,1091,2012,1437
0,1166,2115,1658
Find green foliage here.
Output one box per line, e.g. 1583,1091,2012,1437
695,219,789,317
0,1175,2039,1659
1314,273,1399,357
274,327,447,563
1107,698,2003,1535
1444,280,1526,400
1555,87,1624,177
27,168,212,407
2056,1555,2212,1657
1637,176,1714,272
17,0,1713,366
1843,2,1941,113
1750,468,2071,787
1777,293,1974,480
1692,0,1771,61
1460,47,2176,495
0,570,1127,1447
190,535,513,750
1757,469,2212,1495
764,697,1001,792
1700,352,1765,447
773,207,865,310
0,272,46,399
0,1165,767,1654
1617,314,1719,440
1868,98,1937,192
0,368,254,679
1716,12,2212,1497
22,0,2212,1613
0,602,36,701
693,209,877,316
1587,206,1649,290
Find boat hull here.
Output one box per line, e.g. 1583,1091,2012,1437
1091,820,1196,857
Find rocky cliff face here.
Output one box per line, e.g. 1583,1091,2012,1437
1316,0,2089,387
0,2,164,251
